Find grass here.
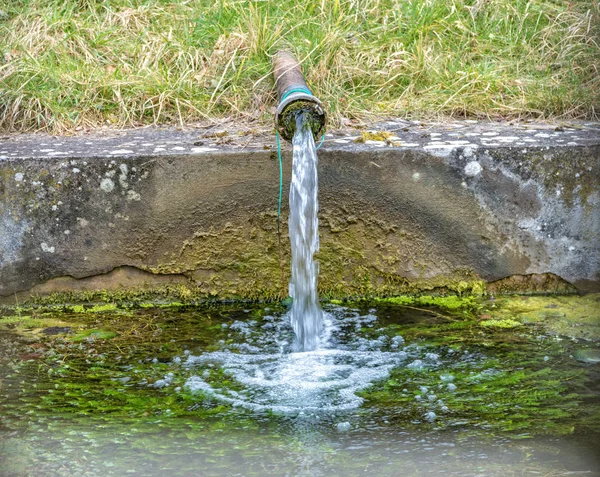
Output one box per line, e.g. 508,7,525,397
0,0,598,133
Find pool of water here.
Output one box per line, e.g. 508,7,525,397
1,298,599,476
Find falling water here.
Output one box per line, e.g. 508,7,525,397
181,113,409,413
179,113,463,414
288,112,323,351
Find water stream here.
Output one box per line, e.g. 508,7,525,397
288,112,323,351
180,113,400,413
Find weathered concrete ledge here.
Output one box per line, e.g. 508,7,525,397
1,119,599,303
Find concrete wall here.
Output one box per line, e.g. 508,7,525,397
1,121,598,303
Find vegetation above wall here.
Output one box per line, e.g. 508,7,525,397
0,0,598,133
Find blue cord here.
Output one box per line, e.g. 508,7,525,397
316,134,325,150
276,131,283,222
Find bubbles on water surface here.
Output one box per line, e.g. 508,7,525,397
336,421,351,432
161,306,477,416
152,372,174,388
424,411,437,422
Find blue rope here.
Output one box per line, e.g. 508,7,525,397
275,130,285,294
276,131,283,222
316,134,325,150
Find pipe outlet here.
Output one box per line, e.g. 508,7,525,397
273,51,326,142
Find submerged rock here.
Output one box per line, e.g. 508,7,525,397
41,326,71,335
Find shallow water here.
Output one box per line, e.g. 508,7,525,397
1,300,599,476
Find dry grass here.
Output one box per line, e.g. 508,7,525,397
0,0,598,133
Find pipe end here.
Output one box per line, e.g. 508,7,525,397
276,92,326,142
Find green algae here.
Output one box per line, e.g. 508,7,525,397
0,314,73,334
2,197,498,307
21,285,203,308
0,315,33,324
2,299,598,438
70,329,117,342
2,272,488,313
0,295,597,470
359,360,591,436
69,303,119,313
355,308,598,436
374,295,482,313
478,293,600,340
277,100,326,142
479,318,522,329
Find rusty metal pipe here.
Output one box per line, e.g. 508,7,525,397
273,51,326,142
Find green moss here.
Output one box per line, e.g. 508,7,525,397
277,101,326,141
479,293,600,340
67,304,119,313
11,287,211,311
360,353,594,436
3,257,489,311
0,315,71,331
70,329,117,341
479,318,522,329
0,315,33,324
375,294,482,313
0,194,578,309
87,303,119,313
3,278,487,313
1,298,598,446
354,130,393,142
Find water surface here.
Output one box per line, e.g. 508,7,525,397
1,299,599,476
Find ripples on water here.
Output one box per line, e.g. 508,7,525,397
2,302,599,476
181,305,479,415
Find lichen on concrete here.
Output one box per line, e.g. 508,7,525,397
1,120,599,304
354,131,393,143
487,273,578,295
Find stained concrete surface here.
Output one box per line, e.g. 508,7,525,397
1,119,599,302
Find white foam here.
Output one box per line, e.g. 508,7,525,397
180,308,413,413
185,347,401,412
161,306,477,415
